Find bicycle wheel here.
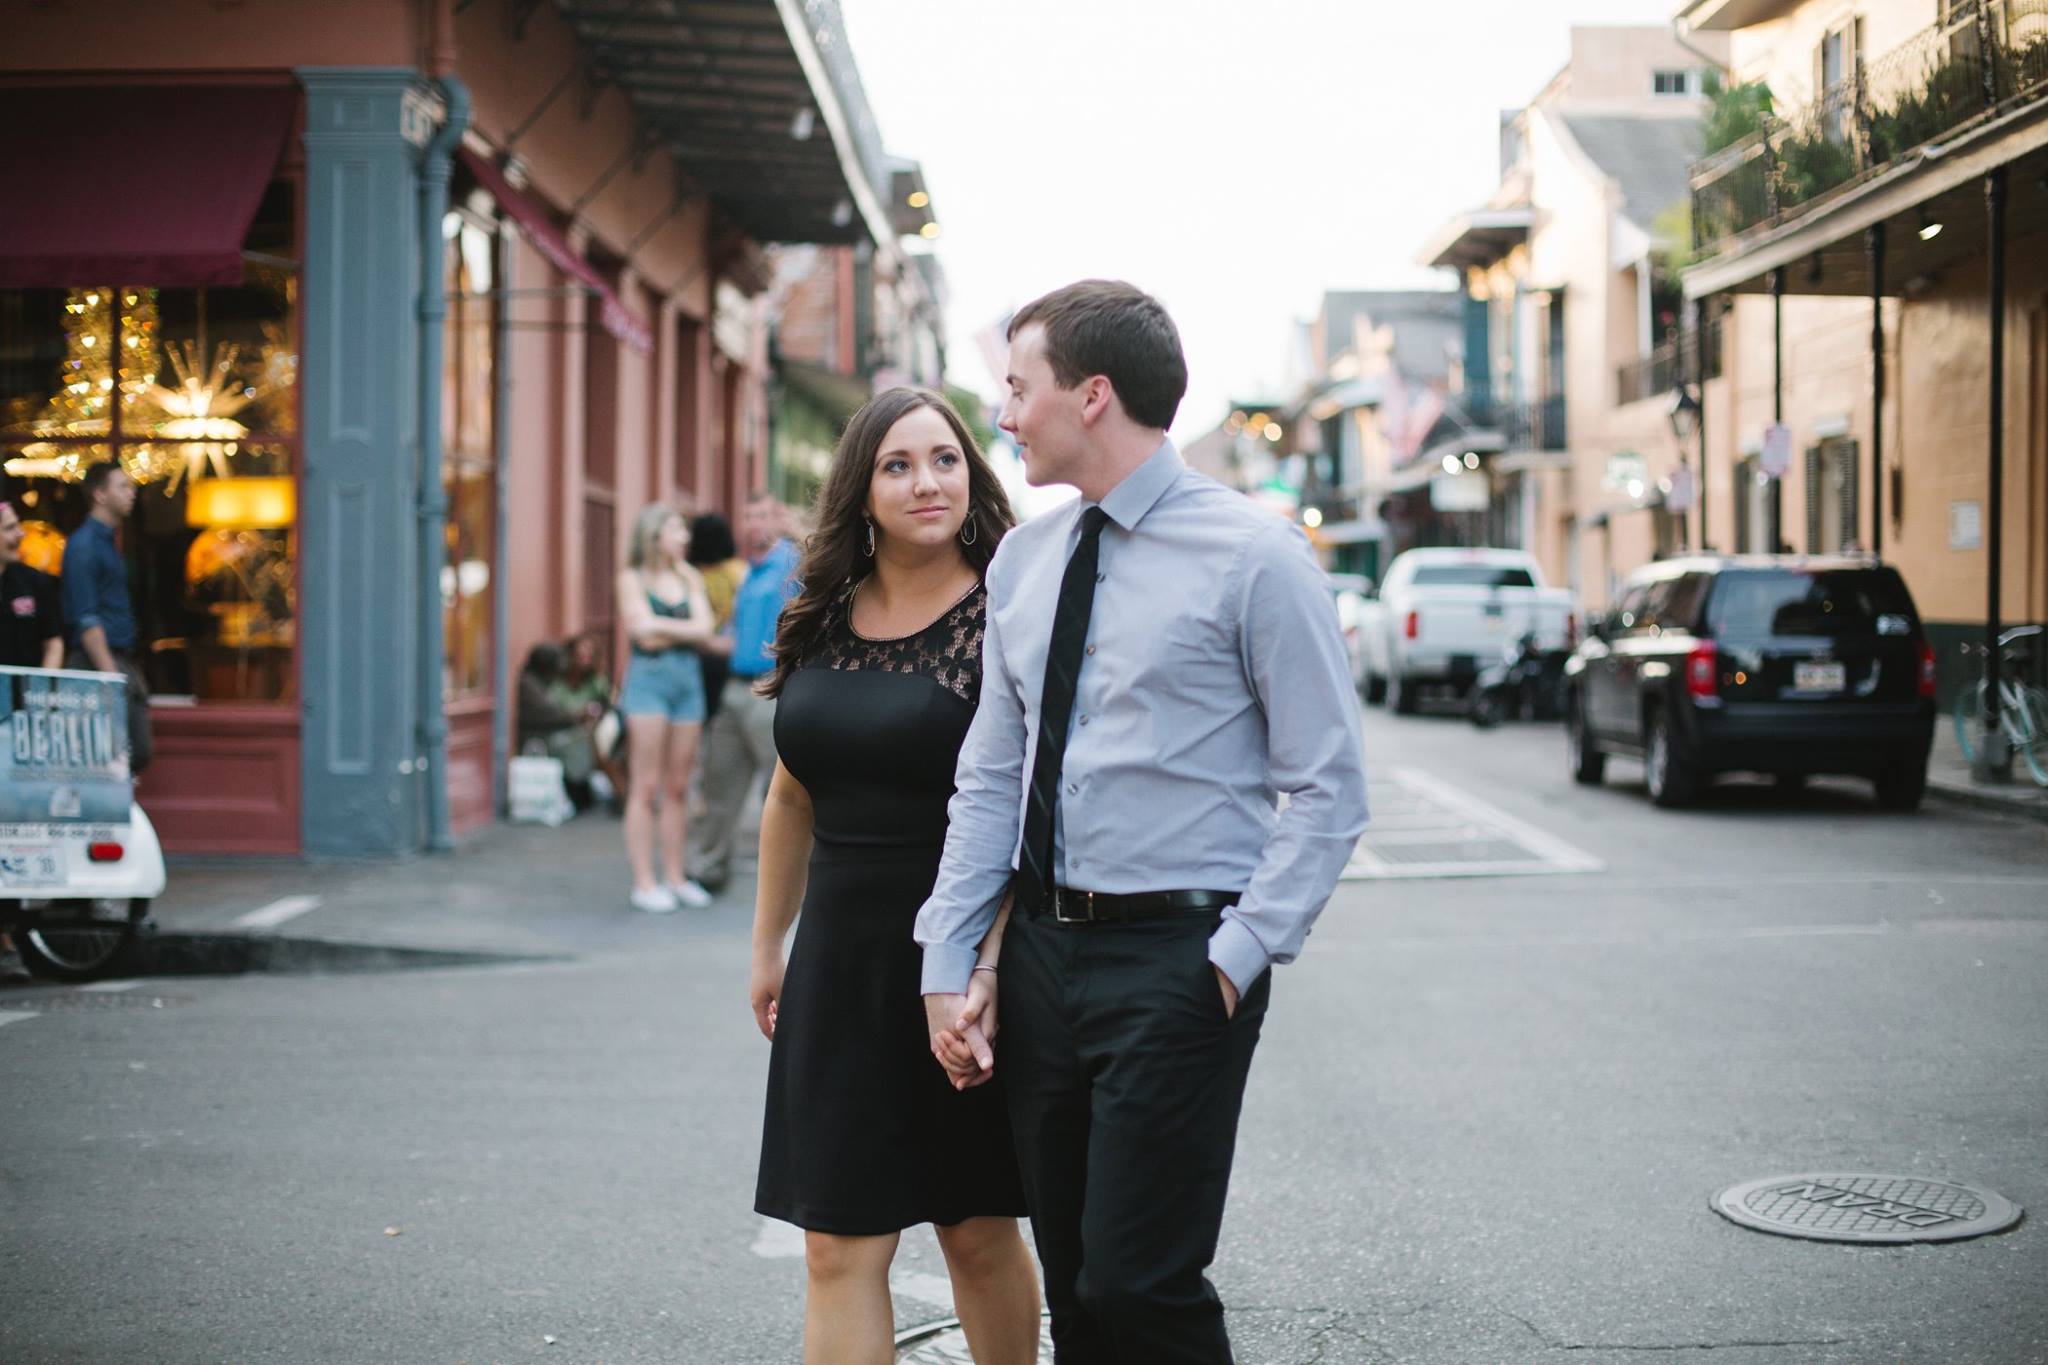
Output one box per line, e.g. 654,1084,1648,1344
1954,681,1987,764
2017,685,2048,788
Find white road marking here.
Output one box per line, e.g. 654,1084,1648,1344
889,1271,957,1310
1343,767,1603,880
749,1217,805,1259
78,979,141,993
229,895,322,931
0,1010,38,1028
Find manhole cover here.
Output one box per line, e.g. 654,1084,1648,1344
896,1315,1053,1363
1714,1173,2023,1244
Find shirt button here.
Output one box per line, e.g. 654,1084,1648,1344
1085,645,1096,656
1078,715,1089,726
1066,782,1077,795
1095,572,1106,583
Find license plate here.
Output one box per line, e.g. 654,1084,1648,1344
1795,661,1847,692
0,843,65,889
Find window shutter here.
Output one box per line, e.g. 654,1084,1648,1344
1836,440,1860,551
1804,444,1824,550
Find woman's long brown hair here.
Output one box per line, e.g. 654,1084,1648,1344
760,387,1016,698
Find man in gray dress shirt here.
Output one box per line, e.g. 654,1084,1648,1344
915,280,1369,1363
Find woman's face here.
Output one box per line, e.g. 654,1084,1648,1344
0,504,20,565
865,406,972,555
658,513,690,564
569,635,597,671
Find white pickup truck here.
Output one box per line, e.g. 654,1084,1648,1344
1358,548,1577,713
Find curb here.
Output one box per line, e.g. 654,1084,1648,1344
132,931,565,977
1925,780,2048,824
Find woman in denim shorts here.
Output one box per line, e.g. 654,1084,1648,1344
617,504,731,913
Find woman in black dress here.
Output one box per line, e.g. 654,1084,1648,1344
749,388,1038,1364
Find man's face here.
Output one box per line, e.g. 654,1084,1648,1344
97,468,137,518
999,324,1088,488
742,498,782,557
0,504,21,564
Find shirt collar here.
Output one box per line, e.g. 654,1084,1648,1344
750,538,796,572
1093,439,1183,532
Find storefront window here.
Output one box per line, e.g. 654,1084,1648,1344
442,209,497,701
1,190,300,703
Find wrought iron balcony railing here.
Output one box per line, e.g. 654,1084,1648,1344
1615,318,1727,406
1501,393,1568,453
1691,0,2048,253
1452,391,1568,452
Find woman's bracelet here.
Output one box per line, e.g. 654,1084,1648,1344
971,964,997,976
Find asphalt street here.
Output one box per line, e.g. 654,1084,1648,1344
3,698,2045,1364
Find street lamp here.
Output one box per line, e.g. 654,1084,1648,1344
1668,383,1704,551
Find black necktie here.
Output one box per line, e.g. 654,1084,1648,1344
1018,506,1109,911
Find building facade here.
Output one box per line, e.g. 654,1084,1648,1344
0,0,919,855
1675,0,2048,707
1422,25,1735,607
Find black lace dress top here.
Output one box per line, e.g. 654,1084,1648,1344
754,582,1027,1234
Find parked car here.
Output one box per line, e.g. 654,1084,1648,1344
1562,555,1936,810
1327,573,1374,692
1357,548,1576,713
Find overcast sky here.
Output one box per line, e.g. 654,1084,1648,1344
838,0,1676,451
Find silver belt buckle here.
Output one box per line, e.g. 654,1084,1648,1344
1053,889,1094,924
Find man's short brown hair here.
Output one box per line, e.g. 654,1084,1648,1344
1008,280,1187,431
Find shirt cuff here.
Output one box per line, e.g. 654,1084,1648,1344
1207,914,1270,997
920,941,979,997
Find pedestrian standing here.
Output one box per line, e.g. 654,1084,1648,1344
686,510,746,724
0,496,63,982
750,386,1037,1365
1,499,63,670
616,505,730,913
916,280,1370,1363
687,493,800,892
59,461,151,773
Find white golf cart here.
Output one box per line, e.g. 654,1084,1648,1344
0,665,165,981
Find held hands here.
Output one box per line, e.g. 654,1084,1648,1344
924,972,998,1091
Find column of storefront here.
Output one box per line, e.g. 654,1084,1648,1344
296,68,426,855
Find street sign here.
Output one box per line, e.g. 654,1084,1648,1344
1667,463,1697,511
1429,471,1488,512
1760,422,1792,477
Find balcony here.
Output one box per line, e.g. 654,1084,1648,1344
1470,393,1568,453
1615,318,1726,406
1691,0,2048,255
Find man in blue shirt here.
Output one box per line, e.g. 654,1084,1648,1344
60,461,152,773
916,282,1368,1363
687,492,799,891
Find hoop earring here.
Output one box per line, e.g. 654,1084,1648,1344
863,518,876,557
959,509,977,546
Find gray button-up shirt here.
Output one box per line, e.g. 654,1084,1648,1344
915,441,1370,997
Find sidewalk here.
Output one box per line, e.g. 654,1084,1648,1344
1924,718,2048,822
150,803,764,958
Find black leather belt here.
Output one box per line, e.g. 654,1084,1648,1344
1033,887,1238,925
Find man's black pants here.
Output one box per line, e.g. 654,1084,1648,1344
1001,908,1271,1364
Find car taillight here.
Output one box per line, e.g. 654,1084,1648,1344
1404,610,1420,641
1918,641,1937,699
87,842,124,863
1686,642,1718,699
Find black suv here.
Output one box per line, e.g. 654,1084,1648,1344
1563,556,1936,810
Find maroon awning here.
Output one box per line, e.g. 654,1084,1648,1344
0,85,295,289
457,146,654,355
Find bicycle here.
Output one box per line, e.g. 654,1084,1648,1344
1953,624,2048,787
